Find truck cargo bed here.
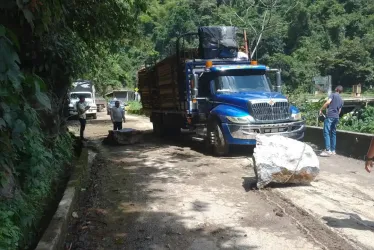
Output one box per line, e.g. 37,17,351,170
138,49,200,112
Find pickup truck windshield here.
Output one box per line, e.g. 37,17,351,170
214,70,271,93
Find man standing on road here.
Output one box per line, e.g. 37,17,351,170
365,138,374,173
319,86,344,156
111,100,125,130
76,95,90,141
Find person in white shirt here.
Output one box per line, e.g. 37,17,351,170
76,95,90,140
237,46,249,60
110,101,125,130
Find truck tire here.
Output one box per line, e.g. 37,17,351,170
166,127,181,136
92,113,97,119
152,121,164,137
207,120,229,156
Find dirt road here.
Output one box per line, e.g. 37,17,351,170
65,113,362,250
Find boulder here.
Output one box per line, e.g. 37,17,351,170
103,128,143,145
254,135,320,189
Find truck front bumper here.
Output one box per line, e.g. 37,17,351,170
222,120,306,145
69,108,97,116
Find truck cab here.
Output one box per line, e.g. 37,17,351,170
189,61,305,155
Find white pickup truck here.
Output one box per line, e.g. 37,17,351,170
68,80,97,119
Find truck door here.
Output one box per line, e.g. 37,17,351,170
196,73,214,122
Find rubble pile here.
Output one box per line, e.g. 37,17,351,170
254,135,320,189
103,128,143,145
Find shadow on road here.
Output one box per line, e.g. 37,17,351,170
101,130,254,158
242,177,258,191
65,138,258,250
323,211,374,231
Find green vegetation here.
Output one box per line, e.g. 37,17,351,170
132,0,374,92
126,101,144,115
131,0,374,133
340,106,374,133
0,0,146,249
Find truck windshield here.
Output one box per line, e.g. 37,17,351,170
214,71,271,93
70,93,92,99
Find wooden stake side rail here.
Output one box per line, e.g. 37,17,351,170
138,52,194,112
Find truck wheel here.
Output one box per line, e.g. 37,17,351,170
208,120,229,156
152,121,164,137
92,114,97,119
166,127,181,136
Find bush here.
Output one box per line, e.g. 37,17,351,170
0,27,74,249
127,101,142,111
287,86,326,127
339,106,374,134
0,133,73,249
126,101,144,115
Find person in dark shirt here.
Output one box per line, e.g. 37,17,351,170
319,86,344,156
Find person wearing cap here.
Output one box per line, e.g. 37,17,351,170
365,138,374,173
76,95,90,140
319,85,344,156
110,100,125,130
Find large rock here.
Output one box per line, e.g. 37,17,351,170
254,135,320,189
103,128,143,145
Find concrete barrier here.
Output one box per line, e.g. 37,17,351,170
305,126,372,159
35,148,96,250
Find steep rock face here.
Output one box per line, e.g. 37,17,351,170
0,166,16,200
254,135,320,189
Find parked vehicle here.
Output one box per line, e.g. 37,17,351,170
138,26,305,155
96,96,106,112
68,80,97,119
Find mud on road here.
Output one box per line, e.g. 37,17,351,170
65,114,354,250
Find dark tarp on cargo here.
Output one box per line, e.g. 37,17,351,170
198,26,238,59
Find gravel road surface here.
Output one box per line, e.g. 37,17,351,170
65,112,367,250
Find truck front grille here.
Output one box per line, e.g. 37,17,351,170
249,101,290,122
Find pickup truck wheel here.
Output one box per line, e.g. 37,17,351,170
208,120,229,156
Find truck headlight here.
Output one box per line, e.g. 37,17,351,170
226,115,254,124
291,113,302,120
69,104,73,108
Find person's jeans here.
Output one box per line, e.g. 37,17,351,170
113,122,122,131
79,118,86,139
323,117,339,151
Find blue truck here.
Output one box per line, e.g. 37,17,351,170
138,26,305,155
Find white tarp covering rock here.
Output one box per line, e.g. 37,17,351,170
254,135,320,189
103,128,143,145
